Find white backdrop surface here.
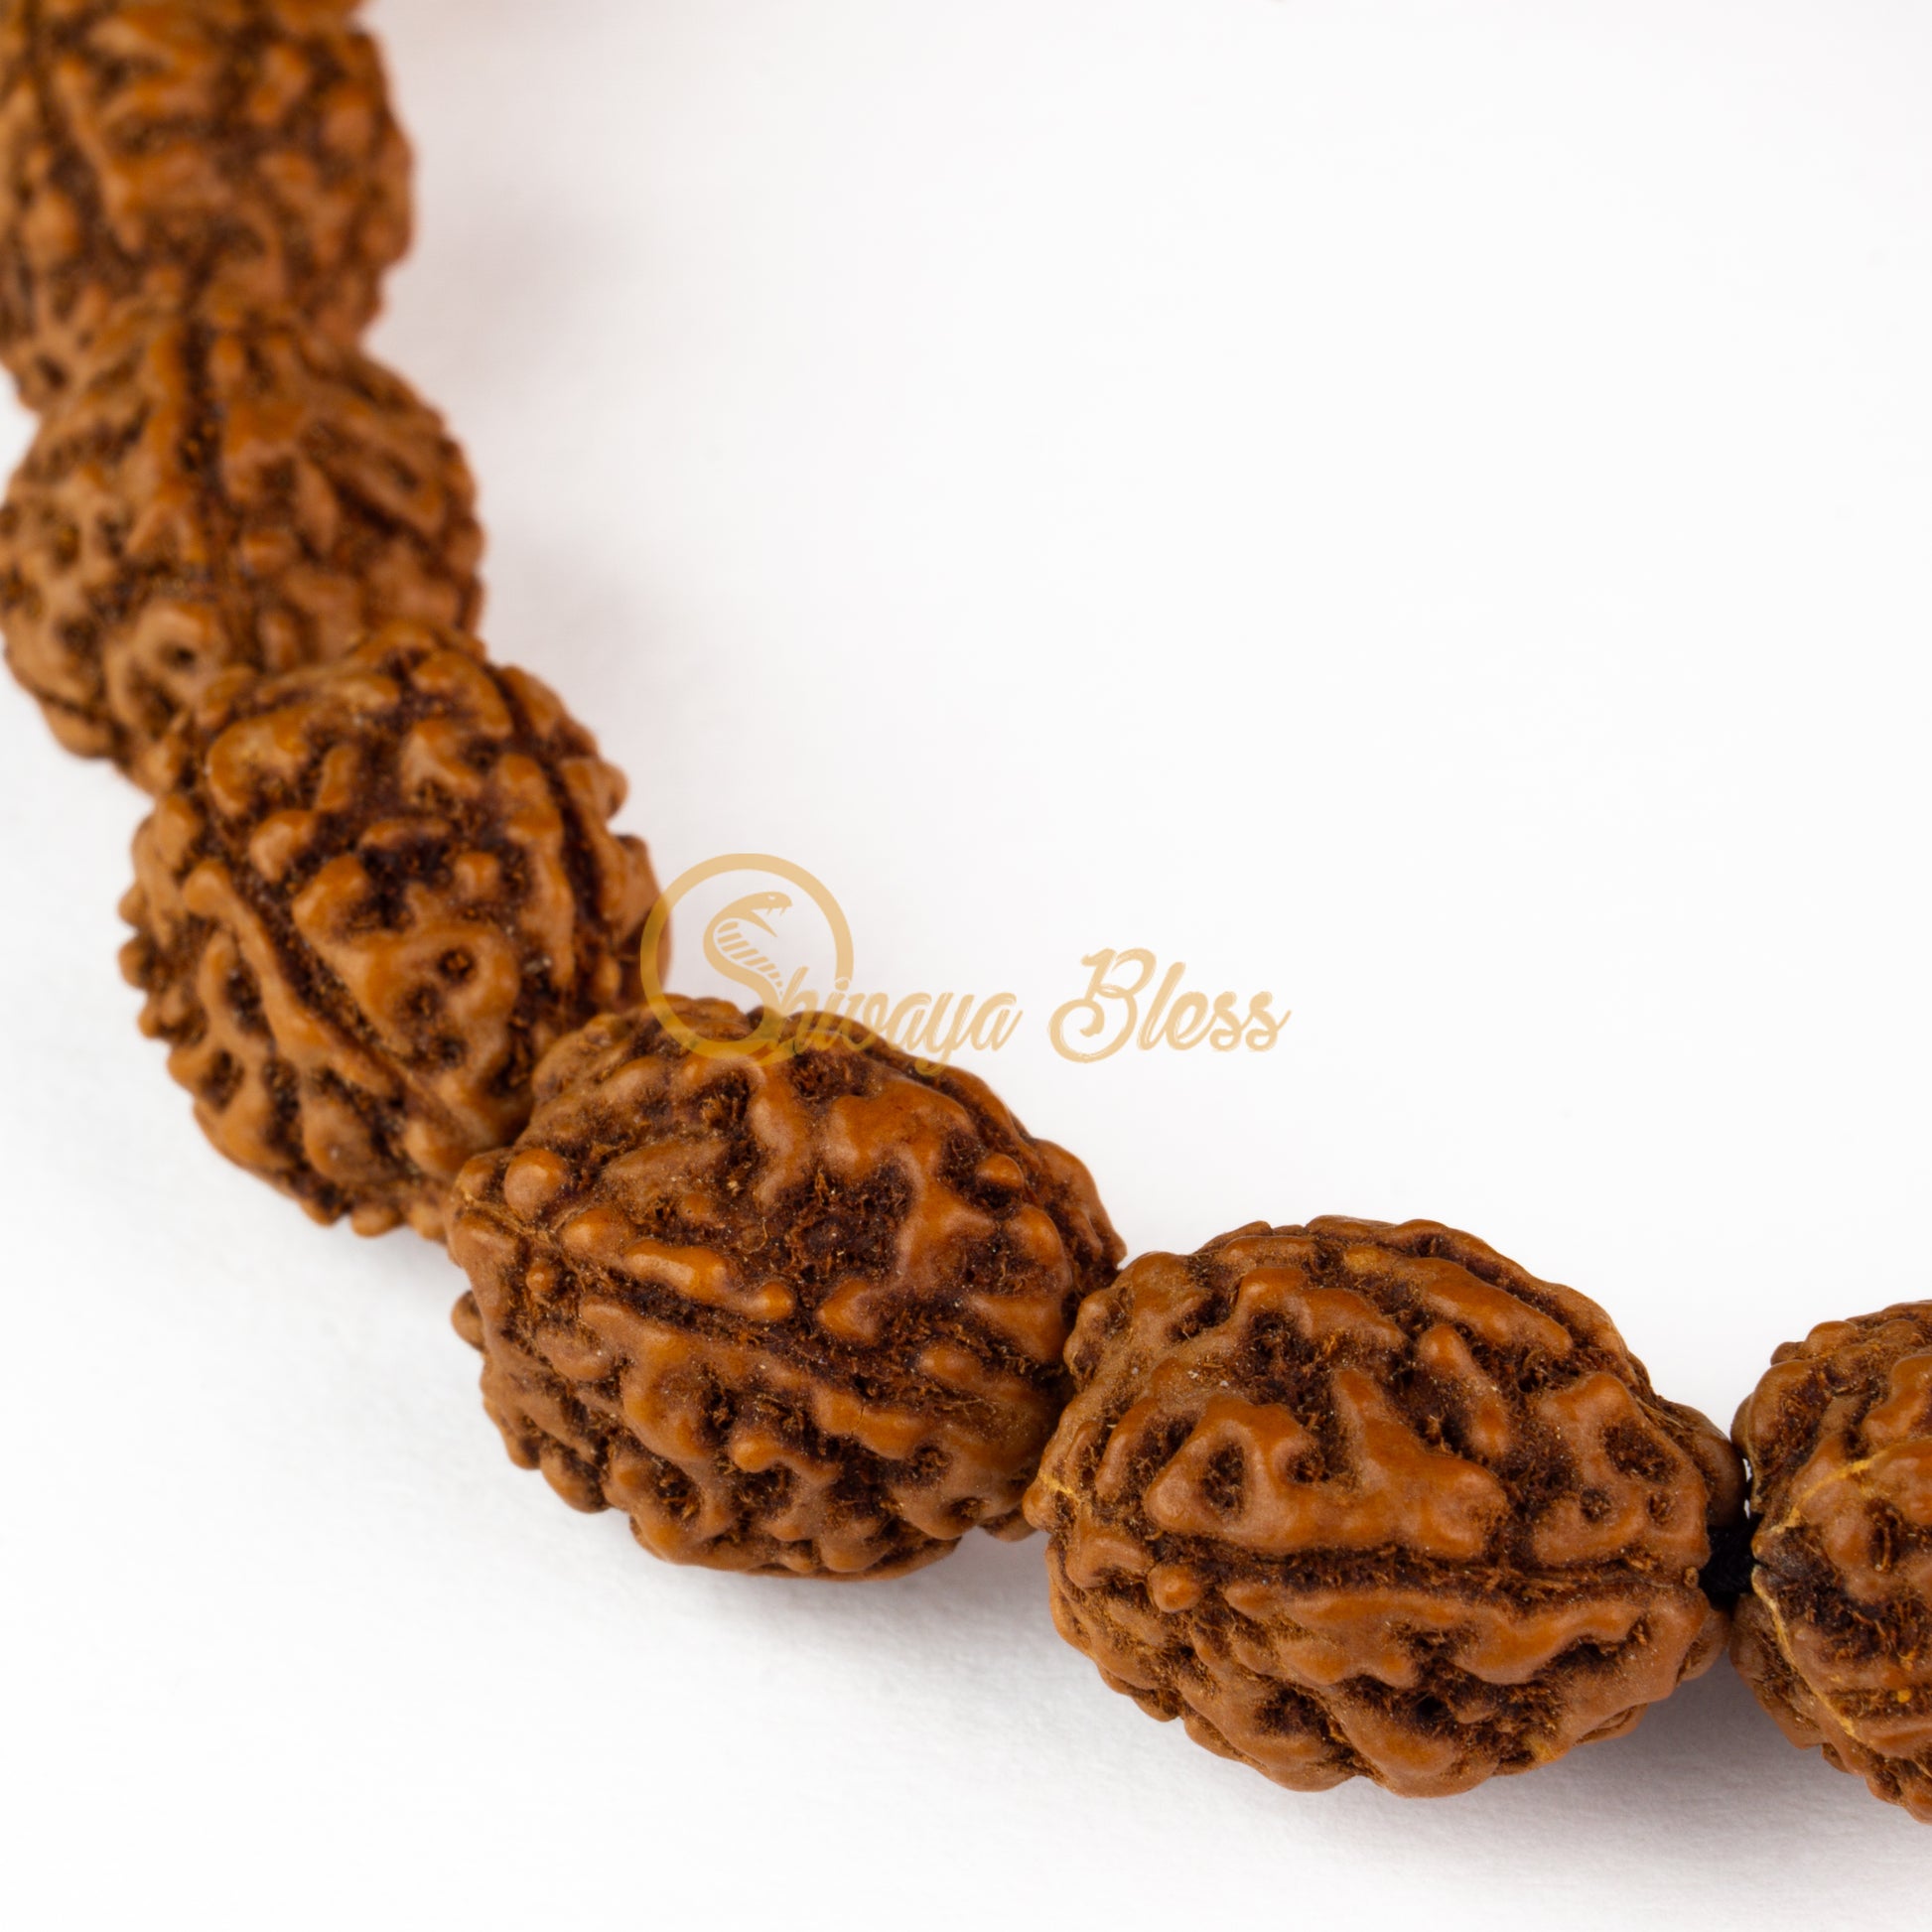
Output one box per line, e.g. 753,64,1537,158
4,2,1931,1925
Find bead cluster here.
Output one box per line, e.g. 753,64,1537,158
3,1,1928,1823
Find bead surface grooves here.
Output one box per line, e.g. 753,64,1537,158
0,0,410,408
0,301,481,786
1732,1304,1932,1822
450,998,1124,1578
1025,1217,1744,1796
120,623,658,1238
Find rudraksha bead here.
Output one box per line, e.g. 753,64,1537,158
449,998,1124,1578
0,0,410,407
1026,1217,1744,1796
0,302,481,787
120,621,656,1238
1731,1303,1932,1823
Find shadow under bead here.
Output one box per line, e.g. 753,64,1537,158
1730,1303,1932,1824
1024,1217,1744,1798
0,0,412,409
0,299,483,788
448,997,1125,1579
119,621,659,1240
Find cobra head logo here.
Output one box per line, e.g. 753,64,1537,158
640,855,855,1062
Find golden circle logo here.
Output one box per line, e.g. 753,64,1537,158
640,853,855,1062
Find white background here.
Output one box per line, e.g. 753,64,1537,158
5,1,1931,1924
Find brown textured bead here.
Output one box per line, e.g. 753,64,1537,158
0,0,410,408
1024,1217,1743,1797
448,999,1124,1579
0,300,482,788
119,621,657,1240
1730,1304,1932,1823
